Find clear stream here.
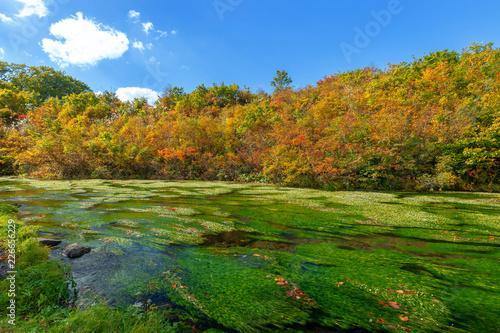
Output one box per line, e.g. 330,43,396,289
1,177,499,332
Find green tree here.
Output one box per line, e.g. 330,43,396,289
0,62,91,103
271,70,293,94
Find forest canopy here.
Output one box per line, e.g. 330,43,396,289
0,43,498,192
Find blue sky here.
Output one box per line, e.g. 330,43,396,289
0,0,499,103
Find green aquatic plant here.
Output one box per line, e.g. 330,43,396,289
0,177,498,332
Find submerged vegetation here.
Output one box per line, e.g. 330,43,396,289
0,43,499,191
1,178,499,332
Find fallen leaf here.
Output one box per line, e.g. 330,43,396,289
172,284,177,288
376,318,385,323
388,301,400,309
432,299,440,303
400,315,409,322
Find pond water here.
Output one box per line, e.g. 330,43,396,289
1,177,499,332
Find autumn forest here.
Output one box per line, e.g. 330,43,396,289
1,43,499,191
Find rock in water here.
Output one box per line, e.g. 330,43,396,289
37,238,62,247
63,243,91,258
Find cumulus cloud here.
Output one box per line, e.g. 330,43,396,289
0,48,5,59
16,0,48,18
132,40,144,51
128,10,140,22
0,13,13,23
116,87,159,105
41,12,129,67
142,22,153,35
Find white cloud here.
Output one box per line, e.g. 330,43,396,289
41,12,129,67
171,30,177,35
0,13,13,23
0,48,5,59
146,43,153,50
132,40,144,51
142,22,153,34
16,0,48,18
116,87,159,105
128,10,140,21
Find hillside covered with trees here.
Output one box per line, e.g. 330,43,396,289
0,43,499,191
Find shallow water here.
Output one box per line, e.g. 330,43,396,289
1,177,499,332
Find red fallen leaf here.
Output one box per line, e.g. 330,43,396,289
266,275,272,278
376,318,385,323
369,312,375,315
432,299,440,303
400,315,409,321
386,288,396,292
286,290,294,297
169,209,176,212
276,282,285,286
181,286,188,289
401,327,410,331
105,278,109,281
275,277,285,282
172,284,177,288
388,301,400,309
377,300,385,305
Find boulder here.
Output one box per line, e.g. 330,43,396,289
37,238,62,247
63,243,91,258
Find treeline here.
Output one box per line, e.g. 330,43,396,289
0,43,499,191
